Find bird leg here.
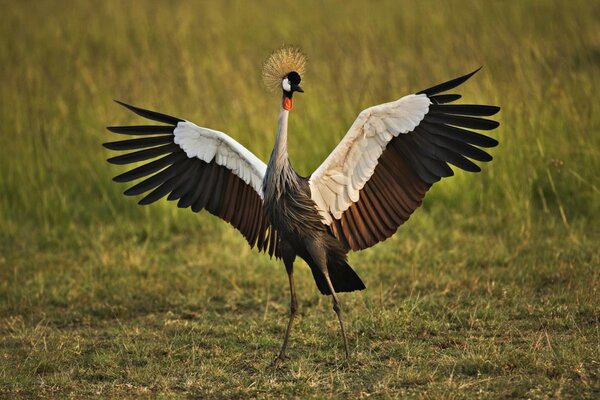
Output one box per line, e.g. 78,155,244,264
322,271,350,359
305,241,350,359
274,245,297,363
276,262,297,361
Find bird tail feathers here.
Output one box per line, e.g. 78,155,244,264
308,259,366,295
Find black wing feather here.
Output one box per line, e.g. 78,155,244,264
429,94,462,104
113,152,186,183
114,100,183,125
106,125,175,135
177,162,206,208
417,67,482,96
429,104,500,117
124,159,189,196
420,121,499,148
107,143,179,165
139,174,184,205
103,135,175,151
420,129,493,162
167,161,201,201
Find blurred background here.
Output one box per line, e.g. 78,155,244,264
0,1,598,398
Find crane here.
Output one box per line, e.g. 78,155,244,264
103,47,500,361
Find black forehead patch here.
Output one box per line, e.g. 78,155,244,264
287,71,301,85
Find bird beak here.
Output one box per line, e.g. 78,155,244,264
292,84,304,93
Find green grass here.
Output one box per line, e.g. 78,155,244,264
1,0,599,398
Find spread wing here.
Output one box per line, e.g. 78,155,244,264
309,69,500,251
104,101,279,257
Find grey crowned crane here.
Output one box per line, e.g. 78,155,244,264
103,47,500,360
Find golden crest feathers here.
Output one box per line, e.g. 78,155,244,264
262,46,307,92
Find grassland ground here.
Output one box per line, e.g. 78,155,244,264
1,0,599,398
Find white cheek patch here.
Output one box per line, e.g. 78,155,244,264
282,78,291,92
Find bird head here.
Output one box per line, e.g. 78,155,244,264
282,71,304,96
262,46,306,110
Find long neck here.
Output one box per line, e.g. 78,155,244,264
268,103,290,172
265,99,299,199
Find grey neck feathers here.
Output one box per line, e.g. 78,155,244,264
271,108,289,168
265,106,300,198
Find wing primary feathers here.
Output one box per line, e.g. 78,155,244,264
163,164,196,202
429,104,500,117
408,130,456,177
103,135,175,151
420,121,499,148
417,67,482,96
429,94,462,104
138,174,183,205
425,114,500,130
192,163,218,212
124,159,188,196
107,143,179,165
114,100,183,125
177,162,206,208
113,152,186,182
419,128,493,162
392,139,440,184
167,161,201,201
430,145,481,172
106,125,175,135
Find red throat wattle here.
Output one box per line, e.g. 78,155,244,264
282,97,293,111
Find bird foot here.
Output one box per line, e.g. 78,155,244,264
270,353,290,366
341,355,351,367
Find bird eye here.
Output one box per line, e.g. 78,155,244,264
287,71,301,85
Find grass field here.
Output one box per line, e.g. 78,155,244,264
1,0,599,398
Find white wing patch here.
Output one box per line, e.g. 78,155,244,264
309,94,431,223
173,121,267,198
